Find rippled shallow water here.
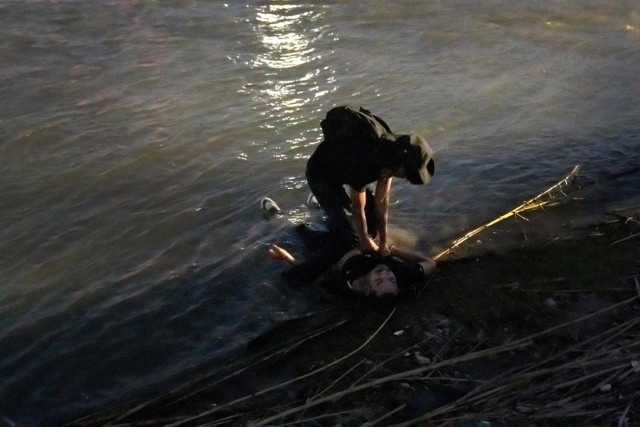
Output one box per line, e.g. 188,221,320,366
1,0,639,423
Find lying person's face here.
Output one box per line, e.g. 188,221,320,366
366,264,398,297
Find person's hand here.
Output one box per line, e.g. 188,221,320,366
268,244,296,263
377,242,391,256
268,244,285,260
360,236,379,253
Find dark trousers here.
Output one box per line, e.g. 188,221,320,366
284,172,377,282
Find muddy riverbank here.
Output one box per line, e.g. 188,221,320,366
72,204,640,426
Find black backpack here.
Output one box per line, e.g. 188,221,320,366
320,106,393,144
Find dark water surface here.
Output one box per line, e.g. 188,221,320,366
1,0,639,423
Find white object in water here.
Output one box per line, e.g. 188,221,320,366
306,192,321,209
261,197,281,214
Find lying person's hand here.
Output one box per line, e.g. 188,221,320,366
268,244,297,264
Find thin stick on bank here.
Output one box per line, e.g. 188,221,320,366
434,165,580,261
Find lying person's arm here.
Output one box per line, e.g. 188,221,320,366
388,246,436,276
269,244,363,280
334,248,362,271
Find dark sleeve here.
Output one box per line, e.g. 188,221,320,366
341,252,380,284
383,256,426,287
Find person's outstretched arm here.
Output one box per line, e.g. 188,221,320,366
389,246,436,276
334,248,362,271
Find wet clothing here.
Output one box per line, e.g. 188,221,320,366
283,225,428,294
283,224,350,282
302,106,400,274
340,252,425,294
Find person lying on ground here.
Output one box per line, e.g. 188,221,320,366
268,228,435,299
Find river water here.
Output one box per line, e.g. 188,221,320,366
1,0,639,423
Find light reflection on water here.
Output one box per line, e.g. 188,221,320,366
254,5,321,70
1,1,639,424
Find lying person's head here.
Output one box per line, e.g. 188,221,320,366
365,263,398,297
343,252,400,300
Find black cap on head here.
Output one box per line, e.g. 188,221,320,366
397,134,435,185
